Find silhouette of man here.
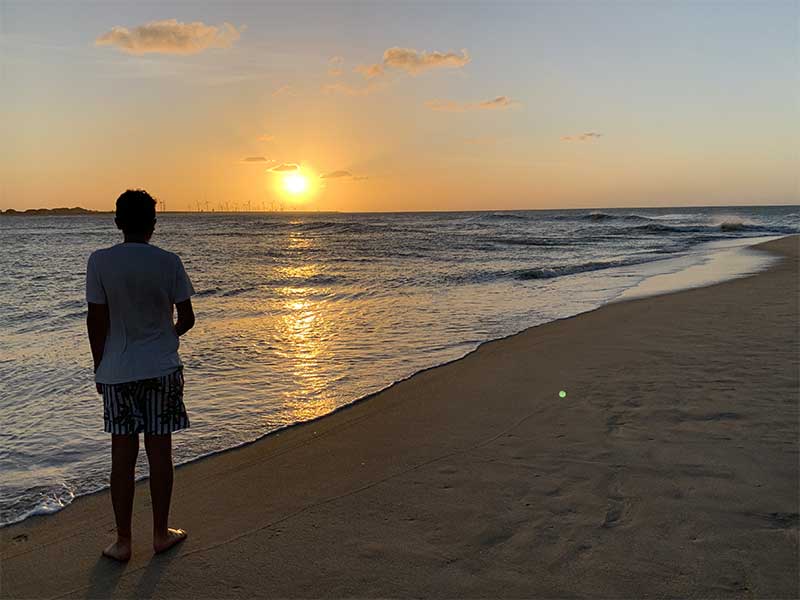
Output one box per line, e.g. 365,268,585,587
86,189,195,561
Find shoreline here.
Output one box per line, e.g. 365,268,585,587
2,235,798,598
610,235,783,302
0,235,786,530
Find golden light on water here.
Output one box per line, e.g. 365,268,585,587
272,231,339,418
275,284,337,419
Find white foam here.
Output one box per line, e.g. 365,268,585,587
612,236,782,302
2,487,76,527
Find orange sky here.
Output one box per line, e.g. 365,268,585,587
2,2,798,211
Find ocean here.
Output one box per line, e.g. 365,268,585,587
1,206,797,526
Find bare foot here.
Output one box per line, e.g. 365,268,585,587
102,538,132,562
153,528,187,554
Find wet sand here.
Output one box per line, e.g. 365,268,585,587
2,236,797,599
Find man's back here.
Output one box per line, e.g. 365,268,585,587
86,189,194,562
87,242,194,384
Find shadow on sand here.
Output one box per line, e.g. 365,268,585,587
84,556,128,599
83,549,180,599
132,551,180,599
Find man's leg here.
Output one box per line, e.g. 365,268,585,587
144,433,187,553
104,433,139,561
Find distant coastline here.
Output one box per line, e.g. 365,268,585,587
0,208,337,215
1,207,106,216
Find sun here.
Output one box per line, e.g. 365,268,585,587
283,173,309,196
271,166,318,202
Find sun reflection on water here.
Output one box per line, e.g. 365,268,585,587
286,229,313,251
273,267,338,421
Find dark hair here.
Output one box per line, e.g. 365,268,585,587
115,189,157,233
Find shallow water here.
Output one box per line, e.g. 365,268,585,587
0,206,797,525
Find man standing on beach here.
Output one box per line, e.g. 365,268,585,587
85,189,195,561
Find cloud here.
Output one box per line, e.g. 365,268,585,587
95,19,241,55
425,96,520,112
383,47,470,75
269,163,299,172
424,100,462,112
354,63,385,79
272,84,296,97
561,132,603,142
319,170,368,181
257,134,275,142
323,80,384,96
242,156,271,162
328,56,344,76
355,47,470,79
478,96,518,110
320,170,353,179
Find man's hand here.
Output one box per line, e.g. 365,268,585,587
87,302,109,388
175,298,195,337
96,382,103,394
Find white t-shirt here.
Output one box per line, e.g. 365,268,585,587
86,243,195,384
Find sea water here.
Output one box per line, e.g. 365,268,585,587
1,206,797,526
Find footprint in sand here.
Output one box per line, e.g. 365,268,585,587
744,511,799,529
601,500,624,528
605,414,627,434
601,492,635,529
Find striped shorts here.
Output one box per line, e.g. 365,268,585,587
101,368,190,435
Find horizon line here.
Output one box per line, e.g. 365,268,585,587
2,202,799,216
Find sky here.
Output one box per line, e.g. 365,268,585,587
2,0,798,212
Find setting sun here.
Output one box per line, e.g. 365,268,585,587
283,173,309,196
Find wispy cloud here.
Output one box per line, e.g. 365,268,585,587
272,84,296,97
424,100,462,112
561,132,603,142
384,47,470,75
320,170,368,181
95,19,241,55
257,134,275,143
242,156,271,162
323,80,385,96
356,47,470,79
478,96,519,110
320,170,353,179
425,96,520,112
328,56,344,76
269,163,299,172
354,63,385,79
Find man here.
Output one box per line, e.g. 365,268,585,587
86,189,195,561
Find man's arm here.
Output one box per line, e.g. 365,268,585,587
175,298,195,337
87,302,109,383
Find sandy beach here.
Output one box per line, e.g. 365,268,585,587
2,235,797,599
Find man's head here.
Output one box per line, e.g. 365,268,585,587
115,189,157,238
